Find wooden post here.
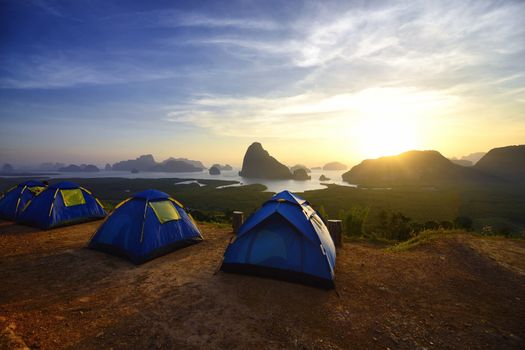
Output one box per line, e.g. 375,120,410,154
232,211,244,234
328,220,343,248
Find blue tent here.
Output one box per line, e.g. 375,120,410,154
221,190,336,288
0,180,47,220
18,181,106,229
88,189,203,264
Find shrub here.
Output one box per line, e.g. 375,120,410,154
317,205,328,221
424,221,439,230
389,212,412,241
343,206,370,237
439,221,454,230
454,216,473,230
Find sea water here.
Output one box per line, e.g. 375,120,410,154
2,168,355,193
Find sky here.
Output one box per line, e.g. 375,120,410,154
1,0,524,168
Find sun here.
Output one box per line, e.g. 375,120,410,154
343,87,437,159
354,116,419,159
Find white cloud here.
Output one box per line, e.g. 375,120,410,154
158,12,279,31
190,0,525,77
0,55,185,89
165,87,459,139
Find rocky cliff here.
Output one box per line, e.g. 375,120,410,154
239,142,292,179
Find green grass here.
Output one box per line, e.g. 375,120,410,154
301,185,461,228
1,177,524,234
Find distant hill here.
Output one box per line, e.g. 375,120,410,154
323,162,348,171
239,142,292,179
2,163,14,173
150,160,202,173
292,168,311,180
342,150,495,186
38,162,66,171
209,166,221,175
474,145,525,181
460,152,486,165
162,157,206,170
112,155,156,171
59,164,100,172
290,164,311,173
212,164,233,171
450,159,473,167
112,155,203,173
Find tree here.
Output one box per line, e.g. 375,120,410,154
439,221,454,230
424,221,439,230
389,212,412,240
375,209,390,235
454,216,473,230
317,205,328,222
344,206,369,237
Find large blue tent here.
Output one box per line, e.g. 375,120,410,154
18,181,106,229
221,190,336,288
0,180,46,220
88,189,203,264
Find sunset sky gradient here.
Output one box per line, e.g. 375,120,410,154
1,0,524,167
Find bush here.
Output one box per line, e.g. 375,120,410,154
424,221,439,230
454,216,473,230
371,209,416,241
439,221,454,230
317,205,328,221
343,206,370,237
186,209,229,223
389,212,412,241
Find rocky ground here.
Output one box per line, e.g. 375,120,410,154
0,220,524,349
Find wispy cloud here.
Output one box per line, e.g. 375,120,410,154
0,54,186,89
164,87,459,138
4,1,524,93
157,12,279,31
189,0,525,76
28,0,83,22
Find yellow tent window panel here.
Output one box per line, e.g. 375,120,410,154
149,200,180,224
61,189,86,207
28,186,45,195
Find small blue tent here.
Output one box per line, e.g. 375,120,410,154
18,181,106,229
88,189,203,264
221,190,336,288
0,180,46,220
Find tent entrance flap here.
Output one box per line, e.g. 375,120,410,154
149,201,180,224
60,189,86,207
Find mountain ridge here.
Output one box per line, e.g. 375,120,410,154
342,150,498,186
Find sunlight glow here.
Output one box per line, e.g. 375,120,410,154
354,116,419,159
346,87,455,159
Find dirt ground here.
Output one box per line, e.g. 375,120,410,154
0,220,524,350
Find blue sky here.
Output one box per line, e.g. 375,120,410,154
1,0,524,167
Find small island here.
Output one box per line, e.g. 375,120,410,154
293,168,311,180
290,164,311,173
323,161,348,171
209,166,221,175
212,164,233,171
112,154,204,173
59,164,100,172
1,163,14,173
